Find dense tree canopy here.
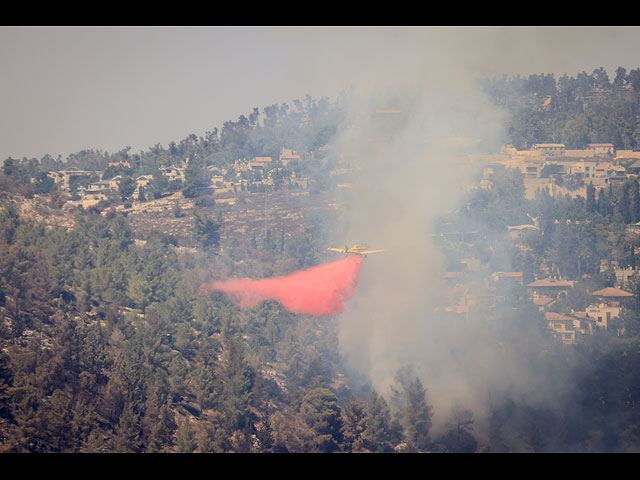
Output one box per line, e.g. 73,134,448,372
482,67,640,150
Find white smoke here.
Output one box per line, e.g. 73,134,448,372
326,28,573,437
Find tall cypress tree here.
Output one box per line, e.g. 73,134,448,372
597,187,609,216
631,178,640,223
620,181,632,224
586,182,596,214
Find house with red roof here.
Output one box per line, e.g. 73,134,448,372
545,311,597,344
279,148,301,166
591,286,634,306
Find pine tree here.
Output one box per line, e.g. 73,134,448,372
176,418,197,453
300,387,343,452
362,390,401,453
256,415,275,453
439,403,477,453
0,346,12,420
391,368,433,451
85,428,105,453
114,403,141,453
193,212,223,254
341,394,368,452
47,389,72,452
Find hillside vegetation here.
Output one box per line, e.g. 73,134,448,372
3,74,640,453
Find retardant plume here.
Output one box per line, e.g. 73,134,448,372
201,255,363,316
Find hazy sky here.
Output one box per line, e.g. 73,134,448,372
2,26,640,161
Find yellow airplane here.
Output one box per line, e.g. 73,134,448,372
327,244,385,256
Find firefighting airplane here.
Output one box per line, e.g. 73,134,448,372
327,244,385,256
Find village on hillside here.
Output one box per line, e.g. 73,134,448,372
483,142,640,201
439,142,640,345
45,147,312,210
37,141,640,346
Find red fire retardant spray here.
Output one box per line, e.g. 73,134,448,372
201,255,363,316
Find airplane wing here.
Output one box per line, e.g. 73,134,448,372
358,249,384,254
327,247,347,253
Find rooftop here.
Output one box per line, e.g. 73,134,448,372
591,287,634,297
527,278,574,288
545,312,576,322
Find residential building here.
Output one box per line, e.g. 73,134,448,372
615,150,640,162
627,159,640,174
79,191,108,208
615,266,638,286
545,311,597,344
47,169,97,190
108,176,122,190
522,161,543,178
591,286,634,307
134,175,152,198
545,312,580,344
491,271,523,285
526,278,574,299
160,166,184,182
279,148,301,166
595,162,612,177
588,143,615,156
564,149,597,159
533,294,554,311
567,161,597,178
585,303,621,331
87,180,112,193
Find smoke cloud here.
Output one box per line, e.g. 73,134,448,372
324,29,578,439
201,255,362,316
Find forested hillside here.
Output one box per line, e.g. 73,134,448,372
3,73,640,453
482,66,640,150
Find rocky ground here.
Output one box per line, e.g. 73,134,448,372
7,187,346,253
